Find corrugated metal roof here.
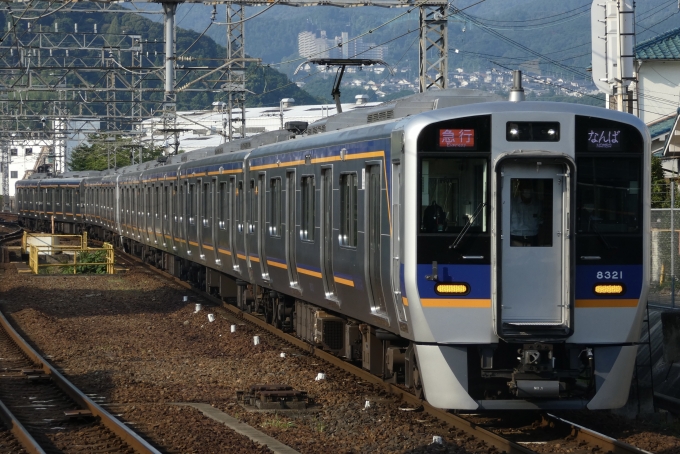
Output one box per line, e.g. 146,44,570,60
636,27,680,60
649,116,677,139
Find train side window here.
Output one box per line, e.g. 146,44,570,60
340,173,358,247
219,182,227,229
179,183,185,224
163,186,169,220
155,186,160,219
188,184,196,225
248,179,256,234
301,176,315,241
270,178,282,237
203,182,211,227
236,180,243,233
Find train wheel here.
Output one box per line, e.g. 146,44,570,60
412,367,424,400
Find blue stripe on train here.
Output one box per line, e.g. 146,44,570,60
575,264,643,299
416,264,491,299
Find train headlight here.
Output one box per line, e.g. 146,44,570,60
435,283,470,295
594,284,625,294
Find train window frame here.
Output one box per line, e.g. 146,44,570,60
202,182,211,227
153,185,159,219
270,177,282,237
246,179,255,235
188,183,196,226
417,155,490,235
219,182,227,230
301,175,315,242
339,172,358,248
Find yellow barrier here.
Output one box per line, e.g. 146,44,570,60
22,231,88,255
26,233,114,275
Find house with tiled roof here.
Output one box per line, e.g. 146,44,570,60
635,28,680,161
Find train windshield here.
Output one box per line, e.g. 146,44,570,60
576,157,641,234
419,157,488,234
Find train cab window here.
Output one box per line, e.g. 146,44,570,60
340,173,358,247
219,182,227,229
509,179,553,247
419,157,488,233
576,157,641,234
301,176,315,241
270,178,282,237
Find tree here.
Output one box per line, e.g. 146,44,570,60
650,155,677,208
68,135,164,171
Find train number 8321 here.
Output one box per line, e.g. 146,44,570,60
596,271,623,279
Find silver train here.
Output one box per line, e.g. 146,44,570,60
16,89,650,410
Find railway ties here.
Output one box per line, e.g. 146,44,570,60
0,308,162,454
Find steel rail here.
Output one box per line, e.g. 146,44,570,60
0,309,163,454
0,399,46,454
0,225,23,243
545,413,654,454
111,247,537,454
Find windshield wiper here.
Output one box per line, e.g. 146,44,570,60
450,202,486,249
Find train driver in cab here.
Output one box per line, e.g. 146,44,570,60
510,180,543,247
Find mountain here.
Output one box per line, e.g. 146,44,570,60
0,5,321,116
131,0,680,84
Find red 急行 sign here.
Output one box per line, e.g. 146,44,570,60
439,129,475,148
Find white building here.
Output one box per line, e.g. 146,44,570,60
634,28,680,162
140,98,381,153
298,30,387,61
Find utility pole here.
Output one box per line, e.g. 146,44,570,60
1,143,9,212
226,2,246,141
591,0,636,113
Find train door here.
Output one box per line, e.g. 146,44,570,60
321,168,336,299
154,184,161,244
160,182,166,247
167,182,175,250
200,179,211,259
257,173,269,280
211,178,219,263
216,180,227,266
179,182,187,251
390,161,407,323
188,181,198,254
497,158,572,337
229,177,239,271
366,164,387,316
286,171,299,289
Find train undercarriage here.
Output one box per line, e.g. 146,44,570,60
23,217,601,407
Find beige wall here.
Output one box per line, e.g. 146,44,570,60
638,60,680,125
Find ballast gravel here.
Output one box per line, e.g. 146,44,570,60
0,263,678,453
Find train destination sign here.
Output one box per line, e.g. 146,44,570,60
587,128,622,151
439,128,475,148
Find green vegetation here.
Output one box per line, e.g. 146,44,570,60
261,417,296,430
651,155,678,208
68,135,164,171
38,250,108,274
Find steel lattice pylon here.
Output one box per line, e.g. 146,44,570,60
419,6,448,92
226,2,246,141
1,144,9,211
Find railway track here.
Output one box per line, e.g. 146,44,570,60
0,223,23,243
0,306,162,453
33,239,655,454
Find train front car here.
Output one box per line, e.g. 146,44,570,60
403,102,649,410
